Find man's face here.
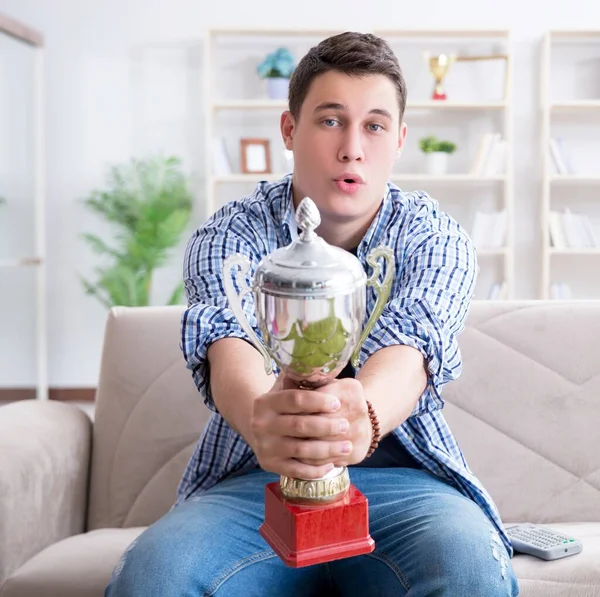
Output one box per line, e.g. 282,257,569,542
281,70,406,228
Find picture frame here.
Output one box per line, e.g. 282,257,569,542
240,138,271,174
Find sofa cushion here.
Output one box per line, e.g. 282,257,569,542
1,522,600,596
511,522,600,597
0,527,144,597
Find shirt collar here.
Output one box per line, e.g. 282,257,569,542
274,176,394,251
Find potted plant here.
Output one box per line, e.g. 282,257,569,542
419,135,457,175
79,155,194,308
257,47,295,100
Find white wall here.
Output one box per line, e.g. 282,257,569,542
0,0,598,387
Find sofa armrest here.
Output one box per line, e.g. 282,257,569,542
0,400,92,584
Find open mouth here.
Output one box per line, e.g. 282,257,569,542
334,177,363,194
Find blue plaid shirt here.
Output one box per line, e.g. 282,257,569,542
177,174,511,555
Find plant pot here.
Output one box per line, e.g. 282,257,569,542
425,151,449,175
267,77,289,100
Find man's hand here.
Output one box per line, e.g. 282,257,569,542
250,375,373,480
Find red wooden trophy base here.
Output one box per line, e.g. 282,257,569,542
432,92,447,100
259,481,375,568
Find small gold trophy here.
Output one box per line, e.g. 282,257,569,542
424,52,456,100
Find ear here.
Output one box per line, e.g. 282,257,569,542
395,121,407,160
398,121,407,150
280,110,295,150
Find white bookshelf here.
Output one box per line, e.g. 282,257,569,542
0,14,47,401
540,30,600,299
204,27,514,299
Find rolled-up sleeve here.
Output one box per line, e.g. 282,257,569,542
356,197,478,416
181,222,263,411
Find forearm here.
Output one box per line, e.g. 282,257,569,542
356,344,427,436
207,337,275,445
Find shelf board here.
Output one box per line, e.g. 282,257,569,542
208,27,509,39
476,247,508,256
407,101,506,110
550,175,600,184
212,174,505,184
373,29,509,39
391,174,505,183
550,100,600,110
549,248,600,255
550,30,600,39
209,27,351,37
0,257,43,268
213,173,288,183
211,99,506,111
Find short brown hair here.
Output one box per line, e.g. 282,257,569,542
288,32,407,120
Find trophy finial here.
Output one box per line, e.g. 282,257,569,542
296,197,321,241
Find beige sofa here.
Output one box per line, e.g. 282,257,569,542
1,301,599,596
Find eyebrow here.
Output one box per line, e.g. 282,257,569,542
313,102,392,120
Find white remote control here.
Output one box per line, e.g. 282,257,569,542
506,523,583,561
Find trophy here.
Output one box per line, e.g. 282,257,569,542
424,52,456,100
223,197,394,567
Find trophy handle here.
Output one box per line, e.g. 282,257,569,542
350,246,395,368
223,254,273,375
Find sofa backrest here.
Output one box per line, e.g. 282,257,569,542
87,305,208,531
88,300,600,530
442,300,600,524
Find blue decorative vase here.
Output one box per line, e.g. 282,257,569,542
267,77,289,100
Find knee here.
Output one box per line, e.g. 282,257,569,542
105,529,199,597
423,521,519,596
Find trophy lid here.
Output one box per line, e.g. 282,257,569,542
255,197,367,298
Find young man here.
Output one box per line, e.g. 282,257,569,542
106,32,519,596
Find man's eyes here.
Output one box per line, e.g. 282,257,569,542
321,119,384,131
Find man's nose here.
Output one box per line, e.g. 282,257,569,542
338,128,364,162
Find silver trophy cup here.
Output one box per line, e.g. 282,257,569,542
223,197,394,504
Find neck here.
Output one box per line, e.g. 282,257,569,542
291,183,382,250
313,218,369,250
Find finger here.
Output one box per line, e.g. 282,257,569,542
281,437,353,461
274,415,349,439
296,457,349,467
271,389,341,415
281,460,337,480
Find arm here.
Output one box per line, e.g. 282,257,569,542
356,195,478,420
0,401,91,584
206,337,273,442
356,344,427,437
315,198,477,465
182,218,349,479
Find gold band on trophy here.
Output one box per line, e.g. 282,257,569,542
280,467,351,505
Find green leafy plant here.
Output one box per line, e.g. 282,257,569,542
257,47,295,79
419,135,457,154
80,155,193,308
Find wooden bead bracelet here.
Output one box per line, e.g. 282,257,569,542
365,400,381,458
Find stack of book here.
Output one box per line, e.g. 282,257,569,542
470,133,507,176
549,283,572,299
548,208,598,248
548,138,574,174
470,209,507,249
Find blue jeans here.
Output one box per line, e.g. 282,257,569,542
105,467,519,596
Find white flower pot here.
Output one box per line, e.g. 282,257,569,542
267,77,289,100
425,151,449,175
